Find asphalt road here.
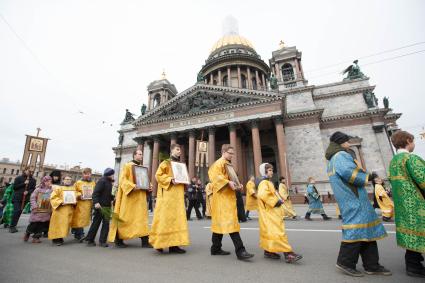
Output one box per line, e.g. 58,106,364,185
0,205,421,283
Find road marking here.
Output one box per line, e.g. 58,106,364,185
203,227,395,234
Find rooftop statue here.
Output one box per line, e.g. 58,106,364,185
122,109,135,123
141,104,147,115
342,60,366,81
270,73,278,90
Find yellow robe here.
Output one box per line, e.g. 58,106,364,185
336,203,341,217
258,179,292,253
149,160,190,249
71,179,95,228
108,161,149,242
48,185,80,240
205,183,213,217
208,157,239,234
245,180,258,211
375,184,394,218
278,183,296,218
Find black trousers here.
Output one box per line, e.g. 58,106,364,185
11,201,23,227
26,222,49,238
406,249,425,271
186,199,202,219
236,191,247,222
86,209,110,244
211,232,245,255
337,241,380,271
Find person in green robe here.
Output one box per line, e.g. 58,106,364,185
0,184,14,228
389,130,425,278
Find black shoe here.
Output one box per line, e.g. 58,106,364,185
237,250,254,261
406,268,425,278
86,241,96,247
382,217,392,222
9,226,18,233
322,215,331,221
336,263,364,277
211,249,231,256
42,232,48,238
99,243,109,248
264,251,281,260
115,240,127,248
156,248,164,253
364,266,392,276
338,215,343,220
4,224,10,228
169,246,186,254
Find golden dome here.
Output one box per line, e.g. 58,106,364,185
210,34,254,54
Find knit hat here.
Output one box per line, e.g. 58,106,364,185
103,168,115,177
330,131,350,145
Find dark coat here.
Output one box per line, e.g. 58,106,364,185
92,176,113,207
12,174,36,203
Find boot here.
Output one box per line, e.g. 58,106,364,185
305,212,312,220
141,236,152,248
322,214,331,220
23,232,30,242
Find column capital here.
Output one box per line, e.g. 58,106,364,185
170,132,178,139
133,137,145,145
188,129,196,138
208,127,216,134
152,135,161,143
273,116,284,125
228,123,238,131
249,119,260,129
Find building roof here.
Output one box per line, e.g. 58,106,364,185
210,34,255,54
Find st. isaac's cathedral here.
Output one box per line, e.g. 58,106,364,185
113,24,400,197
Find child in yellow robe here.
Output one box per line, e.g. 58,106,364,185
372,174,394,221
71,167,95,241
257,163,302,263
278,176,297,220
205,182,213,218
244,176,257,220
48,175,80,246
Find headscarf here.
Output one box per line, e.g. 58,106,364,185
259,163,268,178
39,175,52,189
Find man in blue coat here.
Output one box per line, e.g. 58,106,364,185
326,131,391,277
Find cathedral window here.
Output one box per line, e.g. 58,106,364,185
223,76,228,87
282,63,295,82
251,78,257,90
153,94,161,108
241,75,247,88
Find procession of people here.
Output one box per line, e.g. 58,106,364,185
1,130,424,278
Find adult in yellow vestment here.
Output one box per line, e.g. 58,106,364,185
278,176,297,219
48,176,80,246
244,176,257,220
208,144,254,261
205,182,213,218
257,163,302,263
372,175,394,221
107,149,151,248
150,144,190,253
71,168,95,241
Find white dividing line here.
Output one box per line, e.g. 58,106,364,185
202,227,396,234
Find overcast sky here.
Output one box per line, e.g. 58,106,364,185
1,0,424,173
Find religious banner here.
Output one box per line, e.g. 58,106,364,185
21,128,49,171
195,140,208,167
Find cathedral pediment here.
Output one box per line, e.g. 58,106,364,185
135,83,281,126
